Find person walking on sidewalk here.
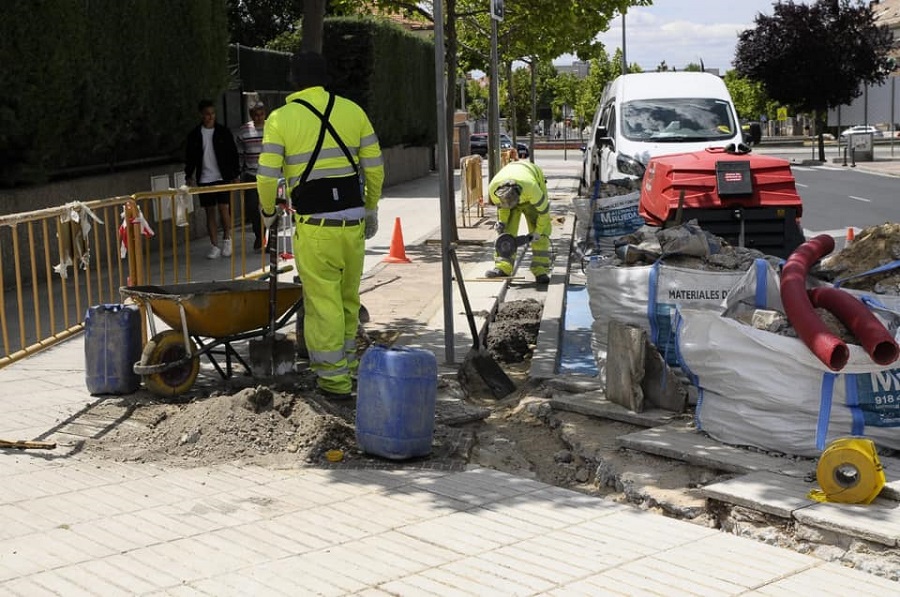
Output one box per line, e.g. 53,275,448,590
185,99,240,259
257,52,384,400
236,100,266,250
486,160,552,284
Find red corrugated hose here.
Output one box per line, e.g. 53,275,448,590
808,287,900,366
781,234,850,371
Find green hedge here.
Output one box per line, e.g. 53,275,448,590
0,8,434,188
0,0,229,187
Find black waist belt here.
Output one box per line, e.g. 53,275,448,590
298,217,364,227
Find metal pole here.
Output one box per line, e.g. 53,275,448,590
488,16,501,180
621,10,627,74
433,0,455,365
891,77,897,157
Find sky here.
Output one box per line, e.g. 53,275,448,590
557,0,792,74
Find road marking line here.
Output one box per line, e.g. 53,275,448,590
849,195,871,202
794,182,809,188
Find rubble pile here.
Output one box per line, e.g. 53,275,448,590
816,223,900,294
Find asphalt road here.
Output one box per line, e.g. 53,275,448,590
754,145,900,237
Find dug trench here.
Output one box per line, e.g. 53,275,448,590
69,293,900,580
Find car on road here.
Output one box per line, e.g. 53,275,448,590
840,125,881,138
469,133,530,159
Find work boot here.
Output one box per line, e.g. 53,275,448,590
535,274,550,285
484,268,508,278
316,387,354,401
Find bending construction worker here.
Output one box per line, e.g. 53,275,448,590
486,160,552,284
256,51,384,400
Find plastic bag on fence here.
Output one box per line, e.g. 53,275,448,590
54,202,103,279
175,185,191,227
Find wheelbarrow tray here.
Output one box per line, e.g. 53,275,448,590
121,280,303,338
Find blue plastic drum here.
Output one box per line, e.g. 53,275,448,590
84,304,142,395
355,345,438,460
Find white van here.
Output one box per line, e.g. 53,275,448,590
580,72,743,194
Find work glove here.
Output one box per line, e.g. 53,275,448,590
365,209,379,240
261,209,277,231
495,221,506,234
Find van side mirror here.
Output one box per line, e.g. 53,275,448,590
595,126,613,149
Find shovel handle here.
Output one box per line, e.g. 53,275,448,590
448,247,481,350
0,439,56,450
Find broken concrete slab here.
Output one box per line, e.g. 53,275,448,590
878,455,900,502
549,391,679,428
793,498,900,547
605,321,646,412
700,471,818,518
642,342,687,413
617,424,815,478
543,373,603,394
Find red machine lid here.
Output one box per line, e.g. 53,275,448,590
639,147,803,225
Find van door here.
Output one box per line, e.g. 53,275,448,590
598,102,616,184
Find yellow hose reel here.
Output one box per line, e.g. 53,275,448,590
809,437,886,504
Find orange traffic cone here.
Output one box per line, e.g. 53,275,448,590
382,217,411,263
847,227,855,243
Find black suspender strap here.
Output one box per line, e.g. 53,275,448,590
292,94,359,185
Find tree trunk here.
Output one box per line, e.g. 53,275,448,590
301,0,326,53
506,60,516,143
817,110,826,162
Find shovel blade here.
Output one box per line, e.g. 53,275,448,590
459,348,516,399
249,335,296,377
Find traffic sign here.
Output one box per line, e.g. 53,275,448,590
491,0,504,21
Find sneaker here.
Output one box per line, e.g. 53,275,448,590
222,238,233,257
206,245,222,259
535,274,550,285
484,268,508,278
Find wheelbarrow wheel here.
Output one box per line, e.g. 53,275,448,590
141,330,199,396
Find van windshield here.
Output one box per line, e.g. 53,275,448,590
621,98,736,142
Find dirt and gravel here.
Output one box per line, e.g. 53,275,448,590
75,227,900,582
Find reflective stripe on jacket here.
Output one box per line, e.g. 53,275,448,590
257,86,384,214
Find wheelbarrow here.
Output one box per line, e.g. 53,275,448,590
120,279,303,396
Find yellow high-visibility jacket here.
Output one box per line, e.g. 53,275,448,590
488,160,551,237
257,86,384,215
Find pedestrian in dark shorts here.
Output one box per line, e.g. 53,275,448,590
184,100,240,259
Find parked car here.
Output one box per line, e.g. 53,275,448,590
840,125,881,138
501,134,530,159
469,133,530,159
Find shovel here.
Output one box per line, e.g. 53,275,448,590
249,182,295,376
448,246,516,399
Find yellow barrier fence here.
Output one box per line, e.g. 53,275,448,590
0,182,269,368
500,148,518,167
459,154,484,227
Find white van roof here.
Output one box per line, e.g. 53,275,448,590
609,72,730,101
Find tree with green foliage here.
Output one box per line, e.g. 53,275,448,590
723,70,772,123
734,0,893,161
226,0,302,47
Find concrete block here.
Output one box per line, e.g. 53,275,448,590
700,471,818,518
641,341,687,413
605,321,646,412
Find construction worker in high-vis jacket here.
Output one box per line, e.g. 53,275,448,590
486,160,552,284
257,52,384,400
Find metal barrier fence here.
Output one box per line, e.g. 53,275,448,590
0,182,276,368
458,155,484,227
